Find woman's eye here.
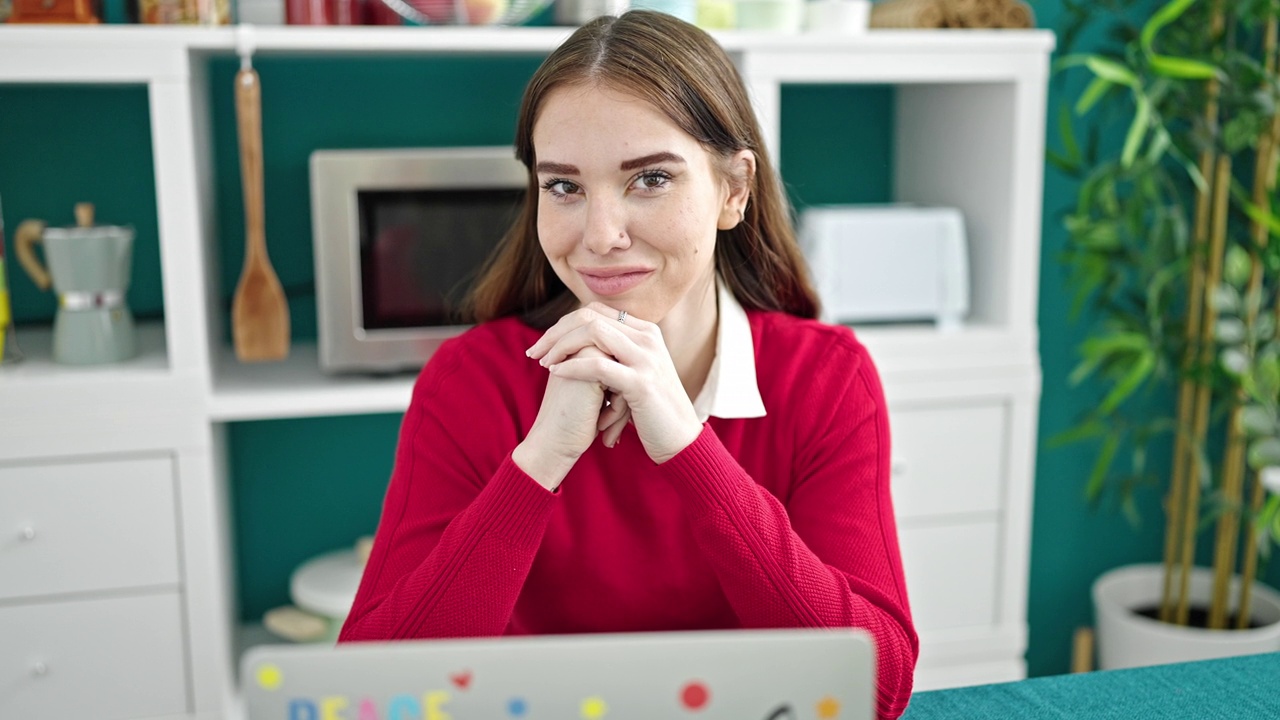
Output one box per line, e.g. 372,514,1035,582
542,179,581,197
633,171,672,192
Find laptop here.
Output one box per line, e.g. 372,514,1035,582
240,628,875,719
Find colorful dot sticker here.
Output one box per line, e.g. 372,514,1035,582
816,695,841,718
507,697,529,717
255,664,283,691
450,669,473,690
680,681,710,711
580,695,608,719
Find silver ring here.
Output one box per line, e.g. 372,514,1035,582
617,310,628,324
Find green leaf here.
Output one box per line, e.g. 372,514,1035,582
1258,313,1276,342
1240,198,1280,239
1216,317,1247,344
1248,437,1280,469
1086,433,1122,502
1047,419,1108,448
1047,150,1081,176
1271,495,1280,544
1259,357,1280,398
1211,284,1241,314
1145,126,1172,165
1168,142,1209,192
1081,332,1149,356
1058,104,1081,164
1148,55,1221,80
1122,93,1152,168
1221,347,1250,376
1223,115,1262,154
1076,76,1114,116
1098,350,1156,415
1140,0,1200,53
1076,221,1122,250
1224,245,1253,288
1241,405,1274,436
1147,261,1182,319
1085,56,1140,87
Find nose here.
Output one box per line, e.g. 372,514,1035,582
582,195,630,255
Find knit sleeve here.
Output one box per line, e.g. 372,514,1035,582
656,341,918,719
338,338,557,643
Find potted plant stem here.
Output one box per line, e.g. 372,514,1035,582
1052,0,1280,668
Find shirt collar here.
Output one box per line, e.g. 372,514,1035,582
691,277,767,422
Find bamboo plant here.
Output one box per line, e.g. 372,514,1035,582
1053,0,1280,629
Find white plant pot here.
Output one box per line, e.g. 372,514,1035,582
1092,563,1280,670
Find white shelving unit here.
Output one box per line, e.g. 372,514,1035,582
0,25,1053,718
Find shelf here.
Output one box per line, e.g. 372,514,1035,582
0,321,170,389
203,322,1035,422
0,25,1055,84
209,339,415,421
855,322,1037,379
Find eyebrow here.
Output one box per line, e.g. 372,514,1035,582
620,152,685,171
535,161,579,175
534,152,687,176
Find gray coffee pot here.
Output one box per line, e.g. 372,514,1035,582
15,203,137,365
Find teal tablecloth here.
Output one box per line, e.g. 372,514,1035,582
901,652,1280,719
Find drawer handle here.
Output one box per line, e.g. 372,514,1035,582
19,526,36,542
31,661,49,677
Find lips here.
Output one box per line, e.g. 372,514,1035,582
577,268,653,296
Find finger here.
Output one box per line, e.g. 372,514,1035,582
597,393,630,432
540,316,643,368
584,300,657,333
526,305,615,360
602,409,629,447
548,354,634,394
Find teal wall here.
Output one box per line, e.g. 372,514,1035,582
4,4,1272,680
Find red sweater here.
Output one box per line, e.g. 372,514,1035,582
339,311,918,718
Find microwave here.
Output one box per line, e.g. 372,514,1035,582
797,205,970,331
310,147,527,373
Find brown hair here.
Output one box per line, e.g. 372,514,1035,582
466,10,819,327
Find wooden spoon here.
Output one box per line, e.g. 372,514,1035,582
232,63,290,362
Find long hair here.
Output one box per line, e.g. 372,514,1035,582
466,10,819,327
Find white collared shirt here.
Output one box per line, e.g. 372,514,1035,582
690,278,768,422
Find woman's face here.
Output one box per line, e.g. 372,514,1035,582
531,83,746,324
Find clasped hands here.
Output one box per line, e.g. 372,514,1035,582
514,303,704,491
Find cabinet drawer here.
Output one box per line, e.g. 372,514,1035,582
899,522,999,631
0,455,180,601
890,402,1006,519
0,593,189,719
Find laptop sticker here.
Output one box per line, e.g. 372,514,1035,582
816,696,842,718
256,664,284,691
449,670,472,690
580,695,608,718
424,690,451,720
679,680,710,710
764,704,796,720
506,697,529,716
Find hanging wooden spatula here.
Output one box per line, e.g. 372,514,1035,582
232,56,290,362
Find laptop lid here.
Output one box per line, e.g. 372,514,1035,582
240,628,875,720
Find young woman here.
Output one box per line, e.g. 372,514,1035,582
339,11,918,717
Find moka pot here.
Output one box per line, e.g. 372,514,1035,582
15,203,137,365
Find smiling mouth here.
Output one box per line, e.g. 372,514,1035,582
577,269,653,296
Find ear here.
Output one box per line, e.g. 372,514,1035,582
717,150,756,230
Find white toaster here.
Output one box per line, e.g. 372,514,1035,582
797,205,970,330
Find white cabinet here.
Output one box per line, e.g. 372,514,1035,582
0,25,1051,716
0,456,181,600
0,455,191,719
0,593,190,720
890,401,1007,520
